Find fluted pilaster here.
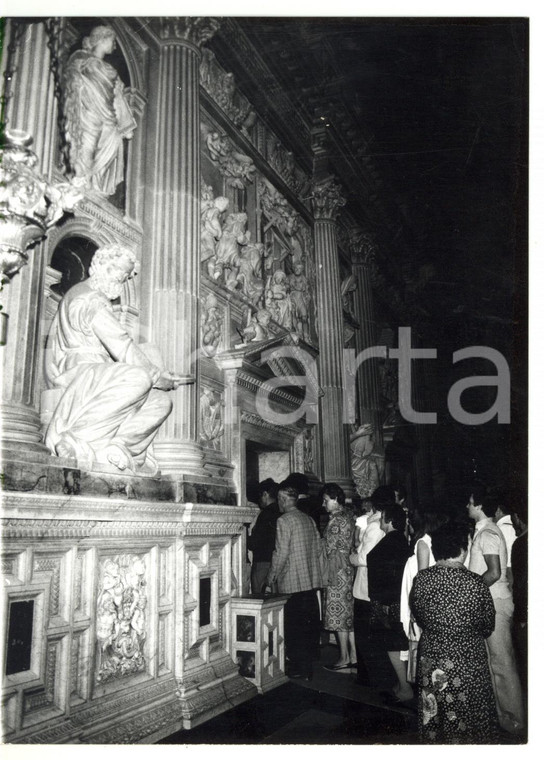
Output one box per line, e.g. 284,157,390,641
1,22,57,452
350,228,383,443
311,179,352,487
142,20,219,475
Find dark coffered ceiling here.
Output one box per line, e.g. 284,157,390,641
226,17,528,487
230,17,528,351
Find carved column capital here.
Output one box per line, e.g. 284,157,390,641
150,17,220,48
310,179,346,221
349,227,377,268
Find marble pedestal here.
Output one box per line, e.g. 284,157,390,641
230,595,289,695
1,492,257,743
0,446,237,505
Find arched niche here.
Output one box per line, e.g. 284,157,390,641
46,228,139,317
50,236,97,298
63,18,143,212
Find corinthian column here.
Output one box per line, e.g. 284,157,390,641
311,179,353,491
1,21,58,453
141,18,220,476
349,228,383,444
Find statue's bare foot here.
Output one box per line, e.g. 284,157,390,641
56,438,77,459
104,444,131,471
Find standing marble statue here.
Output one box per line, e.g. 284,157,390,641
64,25,137,195
266,269,293,330
201,186,229,278
350,423,385,498
44,245,192,473
288,263,311,341
213,211,250,287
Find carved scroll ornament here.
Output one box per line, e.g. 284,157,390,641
0,129,82,285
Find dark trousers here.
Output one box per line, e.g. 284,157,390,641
251,561,271,594
353,597,396,688
284,590,320,677
513,621,528,711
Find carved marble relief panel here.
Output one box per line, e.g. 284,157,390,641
200,47,258,140
200,386,225,452
199,46,310,202
95,553,148,684
258,178,317,345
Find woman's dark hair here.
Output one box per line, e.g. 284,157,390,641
284,472,309,495
370,485,396,509
321,482,346,505
382,503,407,532
257,478,278,499
430,521,470,561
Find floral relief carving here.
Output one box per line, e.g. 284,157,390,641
201,292,223,357
200,387,224,450
96,553,147,683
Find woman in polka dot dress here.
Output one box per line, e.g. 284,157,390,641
410,520,499,743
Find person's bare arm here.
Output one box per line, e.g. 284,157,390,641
416,540,431,571
481,553,501,587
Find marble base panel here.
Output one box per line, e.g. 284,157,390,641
0,448,237,504
1,492,258,744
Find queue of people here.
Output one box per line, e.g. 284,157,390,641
246,475,528,744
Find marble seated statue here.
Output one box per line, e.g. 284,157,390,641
44,245,192,474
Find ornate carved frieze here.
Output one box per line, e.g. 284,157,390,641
70,678,175,726
236,370,301,410
76,197,143,243
85,699,182,744
180,522,245,536
200,48,257,138
310,178,346,221
241,411,299,436
0,492,255,521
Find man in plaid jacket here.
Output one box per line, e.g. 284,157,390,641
265,482,324,680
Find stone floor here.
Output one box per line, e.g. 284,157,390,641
159,644,527,745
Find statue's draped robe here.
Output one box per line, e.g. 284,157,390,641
65,51,136,195
350,435,385,498
45,281,171,469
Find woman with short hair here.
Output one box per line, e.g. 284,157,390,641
410,520,498,743
321,483,357,670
